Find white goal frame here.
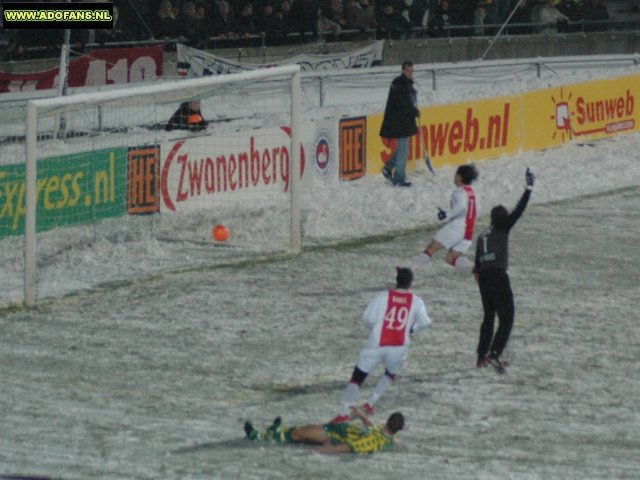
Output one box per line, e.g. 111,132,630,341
24,65,302,307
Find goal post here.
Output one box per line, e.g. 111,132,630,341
25,101,38,308
290,68,302,255
22,65,302,307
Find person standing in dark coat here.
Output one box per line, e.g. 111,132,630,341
289,0,319,42
427,0,452,37
474,168,535,374
379,60,420,187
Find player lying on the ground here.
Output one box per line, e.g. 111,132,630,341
243,407,404,454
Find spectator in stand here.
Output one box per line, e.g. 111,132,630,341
193,1,214,39
8,28,62,61
319,0,346,40
326,0,350,27
582,0,610,32
473,0,489,35
203,1,215,18
0,19,19,62
289,0,320,42
477,0,498,26
213,0,238,39
556,0,585,32
177,1,209,47
1,0,60,58
195,1,207,20
0,0,78,56
399,0,430,36
556,0,583,31
154,0,180,39
556,0,578,16
3,28,24,61
506,0,533,33
5,37,26,61
257,1,286,44
277,0,296,39
95,4,134,44
492,0,511,23
427,0,452,36
378,0,411,39
345,0,377,38
449,0,474,35
116,0,152,40
0,18,7,60
530,0,569,33
236,2,258,38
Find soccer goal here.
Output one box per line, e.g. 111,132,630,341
16,65,301,307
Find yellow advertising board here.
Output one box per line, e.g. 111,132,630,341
522,75,640,151
367,95,522,174
365,74,640,176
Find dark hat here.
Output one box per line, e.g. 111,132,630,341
396,267,413,288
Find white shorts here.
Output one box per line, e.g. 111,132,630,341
434,220,472,253
356,346,408,375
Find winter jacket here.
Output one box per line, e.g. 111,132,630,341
379,73,419,139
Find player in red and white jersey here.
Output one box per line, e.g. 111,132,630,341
413,164,479,273
330,268,431,424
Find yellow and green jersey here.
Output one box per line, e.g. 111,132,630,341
323,422,393,453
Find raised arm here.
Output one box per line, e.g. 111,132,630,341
506,168,534,230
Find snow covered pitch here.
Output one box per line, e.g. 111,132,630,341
0,141,638,478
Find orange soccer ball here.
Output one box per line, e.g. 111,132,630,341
212,225,230,242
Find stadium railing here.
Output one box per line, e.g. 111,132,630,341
5,18,640,61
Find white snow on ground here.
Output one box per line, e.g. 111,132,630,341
0,168,638,480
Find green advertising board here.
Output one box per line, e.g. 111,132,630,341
0,147,127,238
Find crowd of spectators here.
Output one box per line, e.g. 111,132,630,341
142,0,615,43
0,0,625,61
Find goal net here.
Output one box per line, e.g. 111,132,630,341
2,65,301,307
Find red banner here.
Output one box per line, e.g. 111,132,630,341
0,46,164,94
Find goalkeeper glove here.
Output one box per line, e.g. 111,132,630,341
525,168,535,190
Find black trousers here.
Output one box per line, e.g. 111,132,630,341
476,269,514,358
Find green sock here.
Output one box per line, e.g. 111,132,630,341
279,427,294,443
244,421,259,441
